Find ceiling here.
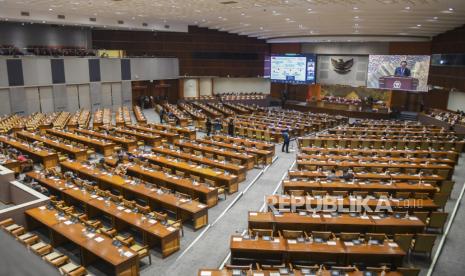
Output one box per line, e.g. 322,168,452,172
0,0,464,41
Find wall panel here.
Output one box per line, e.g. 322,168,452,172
111,83,122,108
447,90,465,112
121,81,132,106
78,84,91,110
52,85,67,112
64,58,90,84
66,85,79,112
25,87,40,114
199,78,212,96
213,78,271,94
39,87,54,113
89,82,102,111
100,59,122,82
183,79,198,98
0,59,8,88
23,58,52,86
101,83,113,108
0,89,11,115
9,87,26,115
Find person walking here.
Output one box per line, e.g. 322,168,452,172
214,118,222,134
282,129,290,153
206,118,212,136
159,108,165,124
228,118,235,137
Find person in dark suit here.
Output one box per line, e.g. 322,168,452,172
206,118,212,136
227,118,235,137
281,129,290,153
394,61,411,77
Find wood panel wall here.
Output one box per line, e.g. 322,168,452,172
131,79,179,105
429,24,465,92
92,26,268,77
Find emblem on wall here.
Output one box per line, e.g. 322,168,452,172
331,58,354,74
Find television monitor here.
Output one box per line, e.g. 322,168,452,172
270,54,316,84
367,55,431,92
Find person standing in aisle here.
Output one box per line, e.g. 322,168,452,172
282,129,290,153
228,118,235,136
206,118,212,136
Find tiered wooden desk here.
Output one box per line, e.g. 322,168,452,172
230,235,405,267
147,123,196,140
174,140,255,170
46,129,115,156
75,129,138,152
126,124,180,143
0,136,58,168
100,125,163,147
25,206,140,275
152,146,247,181
16,131,87,161
61,160,218,208
133,105,147,124
248,212,425,235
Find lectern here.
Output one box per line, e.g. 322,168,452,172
379,76,419,91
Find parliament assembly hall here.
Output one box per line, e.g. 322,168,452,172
0,0,464,275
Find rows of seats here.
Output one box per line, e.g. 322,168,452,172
0,218,88,276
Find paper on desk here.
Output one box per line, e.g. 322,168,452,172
409,216,419,221
287,239,297,244
232,237,242,242
167,227,176,232
148,219,157,224
249,212,258,216
39,206,46,210
371,216,381,220
117,206,125,210
64,221,72,225
344,242,354,246
199,271,212,276
327,241,337,245
124,209,131,213
388,242,398,248
123,251,134,258
86,233,95,239
323,214,331,218
94,237,104,243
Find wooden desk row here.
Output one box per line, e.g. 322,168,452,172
300,147,459,162
174,140,256,170
211,135,275,153
61,160,219,208
99,125,163,147
46,129,115,156
0,135,58,168
75,129,138,152
151,146,247,182
16,131,88,161
133,105,147,124
248,212,425,235
198,269,401,276
230,235,405,267
297,153,456,166
26,206,140,275
266,195,438,212
282,179,438,197
299,136,465,152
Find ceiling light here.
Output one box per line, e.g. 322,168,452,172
405,6,410,10
433,16,438,19
353,7,358,10
448,8,454,11
417,24,421,27
48,8,53,11
354,16,359,19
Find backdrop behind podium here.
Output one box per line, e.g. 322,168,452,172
379,76,419,91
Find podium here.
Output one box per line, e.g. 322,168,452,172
379,76,419,91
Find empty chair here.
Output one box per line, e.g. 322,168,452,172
394,233,414,254
44,251,69,267
339,232,360,242
433,193,448,211
413,211,430,224
411,234,436,260
365,233,387,244
250,228,273,238
428,212,448,233
289,190,305,197
311,231,333,242
439,180,454,199
30,241,53,256
332,190,348,197
373,191,389,199
280,230,306,239
59,262,87,276
396,267,421,276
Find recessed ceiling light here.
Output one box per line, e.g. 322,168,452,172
48,8,53,11
353,7,358,10
405,6,410,10
417,24,421,27
448,8,454,11
433,16,438,19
